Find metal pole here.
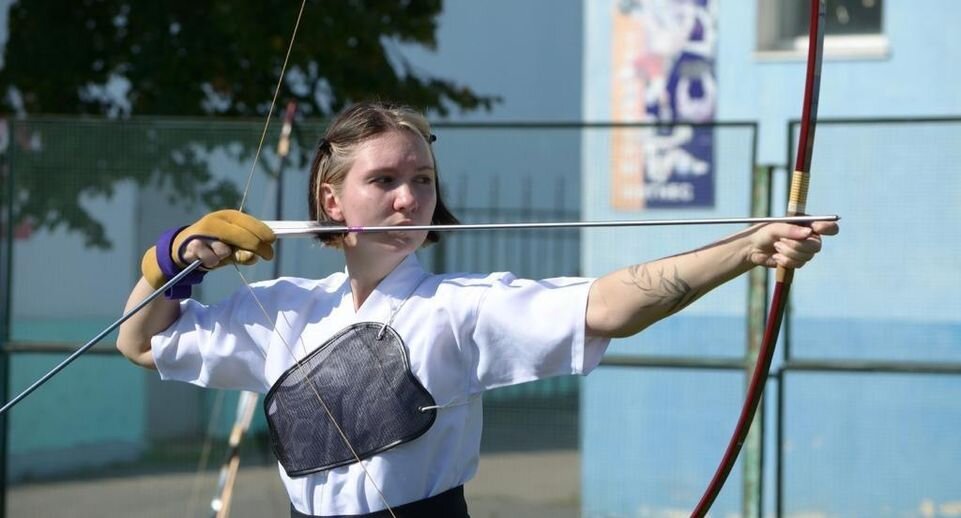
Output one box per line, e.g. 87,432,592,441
0,118,16,518
743,165,774,518
272,101,297,280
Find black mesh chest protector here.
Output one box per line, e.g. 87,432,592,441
264,322,437,477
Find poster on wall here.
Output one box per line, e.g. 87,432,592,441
610,0,717,210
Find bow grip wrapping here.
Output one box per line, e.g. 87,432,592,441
787,170,810,216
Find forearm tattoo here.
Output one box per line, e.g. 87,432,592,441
623,264,704,315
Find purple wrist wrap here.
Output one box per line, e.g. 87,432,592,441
156,226,207,299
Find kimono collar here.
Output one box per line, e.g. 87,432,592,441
344,254,428,320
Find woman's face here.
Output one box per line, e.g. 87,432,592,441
322,129,437,255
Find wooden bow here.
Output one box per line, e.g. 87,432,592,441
691,1,826,515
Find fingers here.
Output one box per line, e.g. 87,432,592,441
177,238,262,274
768,219,839,241
769,224,826,269
811,220,840,236
207,210,276,261
772,237,819,268
218,210,276,244
174,210,277,267
751,219,837,270
770,222,813,240
182,239,236,269
232,249,259,266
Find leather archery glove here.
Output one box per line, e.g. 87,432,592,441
141,210,276,299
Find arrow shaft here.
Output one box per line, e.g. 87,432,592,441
265,215,839,237
0,260,203,416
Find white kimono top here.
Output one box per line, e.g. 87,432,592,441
152,254,610,515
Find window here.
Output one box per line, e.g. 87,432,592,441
758,0,887,58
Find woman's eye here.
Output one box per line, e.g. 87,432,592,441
372,176,394,185
415,175,435,185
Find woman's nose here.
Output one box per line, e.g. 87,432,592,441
393,183,419,213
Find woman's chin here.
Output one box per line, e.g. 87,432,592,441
358,232,426,255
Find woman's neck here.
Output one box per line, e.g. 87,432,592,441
344,248,408,310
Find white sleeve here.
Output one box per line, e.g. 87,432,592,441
468,273,611,393
151,287,272,393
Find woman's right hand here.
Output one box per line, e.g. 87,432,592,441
141,209,276,292
172,209,276,270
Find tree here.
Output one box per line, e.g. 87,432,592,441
0,0,498,248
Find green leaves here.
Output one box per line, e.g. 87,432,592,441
0,1,498,249
1,0,497,118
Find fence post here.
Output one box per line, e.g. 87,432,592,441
743,164,774,518
0,119,14,518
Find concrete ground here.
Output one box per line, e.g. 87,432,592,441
7,450,580,517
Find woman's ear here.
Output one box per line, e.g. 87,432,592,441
320,183,344,222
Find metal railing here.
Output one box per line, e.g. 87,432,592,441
0,116,957,517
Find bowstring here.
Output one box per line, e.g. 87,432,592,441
237,0,306,213
227,1,398,516
234,268,398,516
187,0,310,506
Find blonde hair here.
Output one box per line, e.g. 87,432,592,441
307,101,459,247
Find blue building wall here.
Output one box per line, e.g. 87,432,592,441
718,0,961,163
582,1,961,516
401,0,583,122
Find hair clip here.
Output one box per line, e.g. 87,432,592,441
317,138,331,152
429,134,437,143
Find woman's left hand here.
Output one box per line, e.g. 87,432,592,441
746,220,839,269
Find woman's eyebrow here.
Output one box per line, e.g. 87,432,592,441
362,164,434,175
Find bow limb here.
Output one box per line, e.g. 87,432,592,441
211,391,259,518
209,101,298,518
690,1,825,516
